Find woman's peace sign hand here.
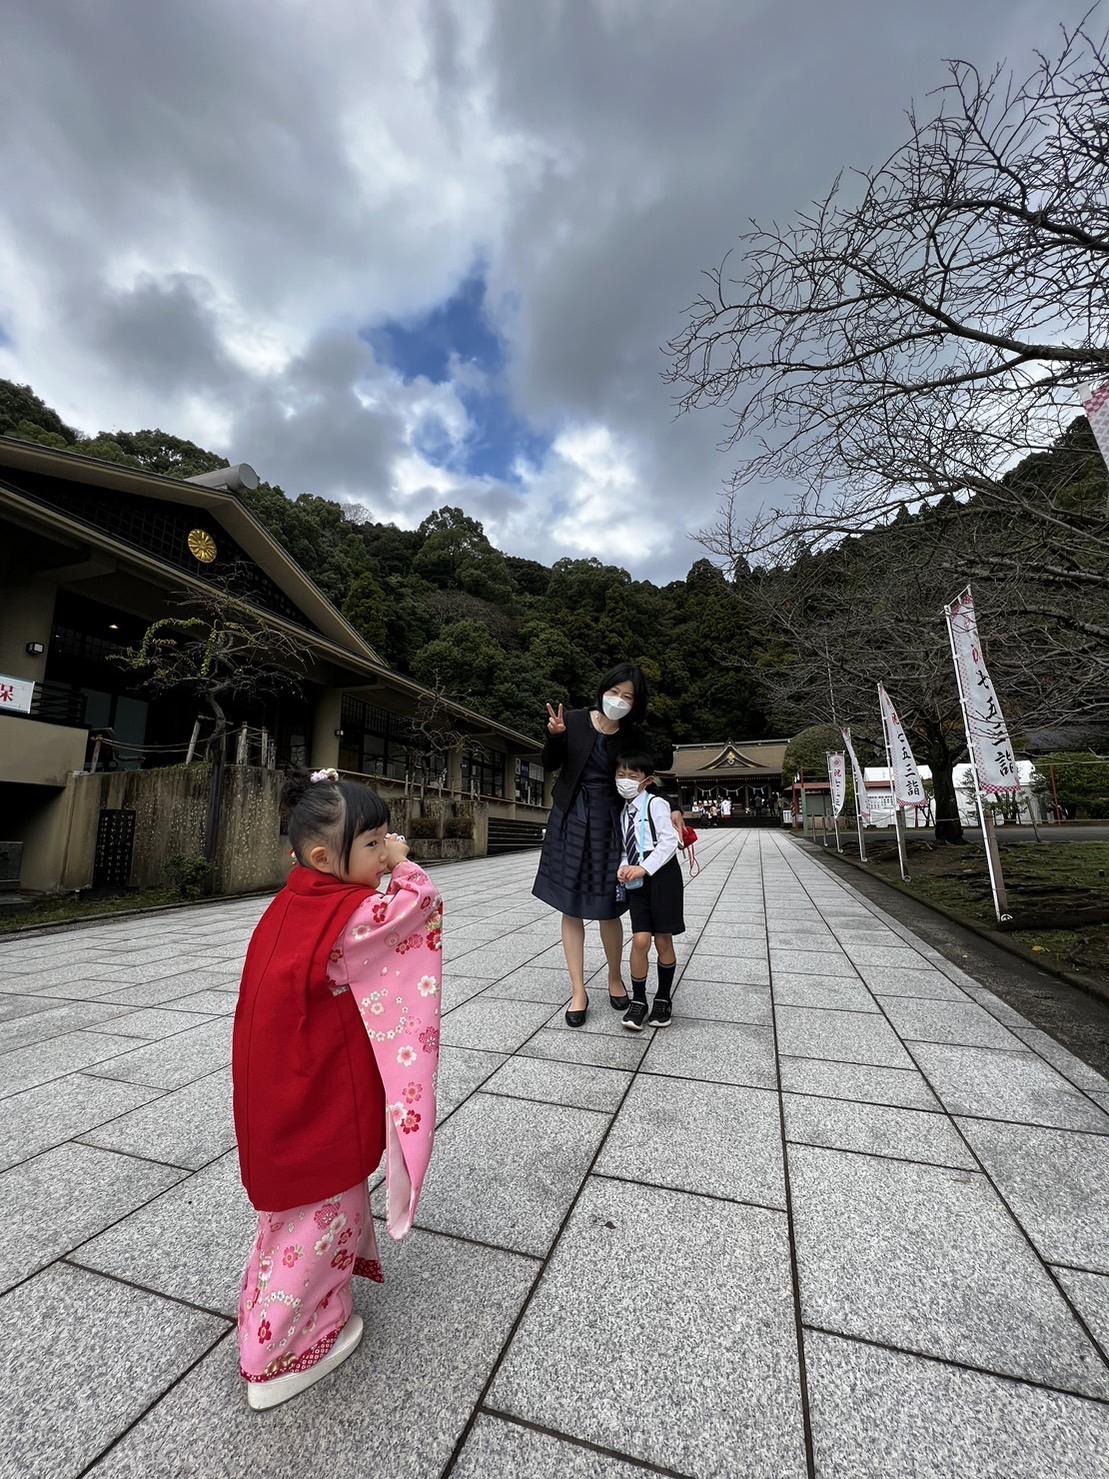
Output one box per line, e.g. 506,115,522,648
546,702,566,735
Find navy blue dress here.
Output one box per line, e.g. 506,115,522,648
533,729,627,921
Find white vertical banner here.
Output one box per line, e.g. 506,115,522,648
944,587,1021,795
841,728,870,820
1082,381,1109,474
826,751,847,817
877,684,929,810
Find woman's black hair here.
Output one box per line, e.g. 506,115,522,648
281,769,389,872
595,662,649,726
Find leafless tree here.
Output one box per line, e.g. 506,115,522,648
667,19,1109,578
741,503,1109,841
113,572,312,756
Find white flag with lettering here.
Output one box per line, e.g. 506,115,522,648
1082,382,1109,474
944,587,1021,795
827,751,847,817
877,684,929,810
841,728,871,821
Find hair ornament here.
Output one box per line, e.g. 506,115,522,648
310,768,339,784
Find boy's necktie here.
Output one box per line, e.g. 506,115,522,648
625,806,640,865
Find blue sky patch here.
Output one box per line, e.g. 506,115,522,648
367,271,548,481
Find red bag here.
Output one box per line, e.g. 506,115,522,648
680,824,700,876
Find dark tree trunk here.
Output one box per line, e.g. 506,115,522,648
928,750,964,844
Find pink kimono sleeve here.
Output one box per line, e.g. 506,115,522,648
339,861,442,1239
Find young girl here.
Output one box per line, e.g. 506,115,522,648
232,768,442,1410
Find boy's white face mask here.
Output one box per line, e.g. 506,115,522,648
602,691,632,721
616,777,643,800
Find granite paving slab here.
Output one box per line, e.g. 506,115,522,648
784,1093,975,1169
452,1415,650,1479
1054,1268,1109,1353
683,933,770,959
489,1177,806,1478
880,995,1024,1051
95,972,241,1007
0,999,130,1052
1013,1028,1109,1092
92,1006,217,1039
789,1143,1109,1398
641,1018,778,1089
436,1046,509,1118
0,992,60,1022
0,1262,227,1479
520,1027,651,1070
596,1075,785,1208
677,952,771,985
414,1093,608,1255
481,966,584,1004
166,989,239,1015
770,948,856,977
0,1074,165,1172
80,1068,235,1170
72,1150,251,1316
911,1043,1109,1132
779,1055,941,1110
439,996,554,1053
0,1141,185,1294
482,1055,631,1113
857,964,972,1000
83,1018,233,1090
772,974,879,1013
0,1031,143,1098
805,1328,1109,1479
957,1117,1109,1273
84,1230,537,1479
775,1005,914,1068
672,977,772,1025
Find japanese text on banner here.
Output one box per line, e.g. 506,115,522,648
841,728,871,821
878,684,929,810
945,589,1021,796
827,751,847,818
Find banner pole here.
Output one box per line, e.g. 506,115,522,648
878,685,910,882
855,800,867,863
943,591,1010,923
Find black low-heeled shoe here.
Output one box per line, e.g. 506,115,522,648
565,993,589,1027
608,989,630,1010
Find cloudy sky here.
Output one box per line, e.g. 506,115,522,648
0,0,1091,580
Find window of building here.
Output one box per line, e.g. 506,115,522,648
515,758,545,806
462,747,505,798
338,695,442,784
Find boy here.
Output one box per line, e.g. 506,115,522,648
615,749,685,1030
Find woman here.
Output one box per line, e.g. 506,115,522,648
532,663,649,1026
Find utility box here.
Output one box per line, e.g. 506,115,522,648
0,841,24,890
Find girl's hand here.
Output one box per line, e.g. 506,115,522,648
618,865,647,883
545,702,566,735
384,834,410,870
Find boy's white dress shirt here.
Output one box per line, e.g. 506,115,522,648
620,791,679,875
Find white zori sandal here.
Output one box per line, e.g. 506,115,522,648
246,1315,364,1410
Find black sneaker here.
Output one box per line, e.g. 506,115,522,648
648,997,673,1028
622,1000,649,1032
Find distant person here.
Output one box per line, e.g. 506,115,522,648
615,748,685,1030
532,665,651,1025
721,796,732,822
232,770,441,1408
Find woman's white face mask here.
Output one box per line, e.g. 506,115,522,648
616,776,643,800
602,691,632,721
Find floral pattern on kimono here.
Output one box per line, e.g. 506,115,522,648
325,859,442,1239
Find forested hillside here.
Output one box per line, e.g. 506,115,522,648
0,380,771,743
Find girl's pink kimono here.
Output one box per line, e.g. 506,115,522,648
232,859,442,1385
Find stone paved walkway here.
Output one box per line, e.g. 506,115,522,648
2,830,1109,1478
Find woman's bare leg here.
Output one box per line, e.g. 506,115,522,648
561,914,587,1010
599,915,627,997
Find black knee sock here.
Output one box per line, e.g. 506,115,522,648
655,961,676,1000
631,976,648,1004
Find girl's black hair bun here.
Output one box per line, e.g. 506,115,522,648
280,768,314,811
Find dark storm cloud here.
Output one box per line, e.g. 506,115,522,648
0,0,1093,577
